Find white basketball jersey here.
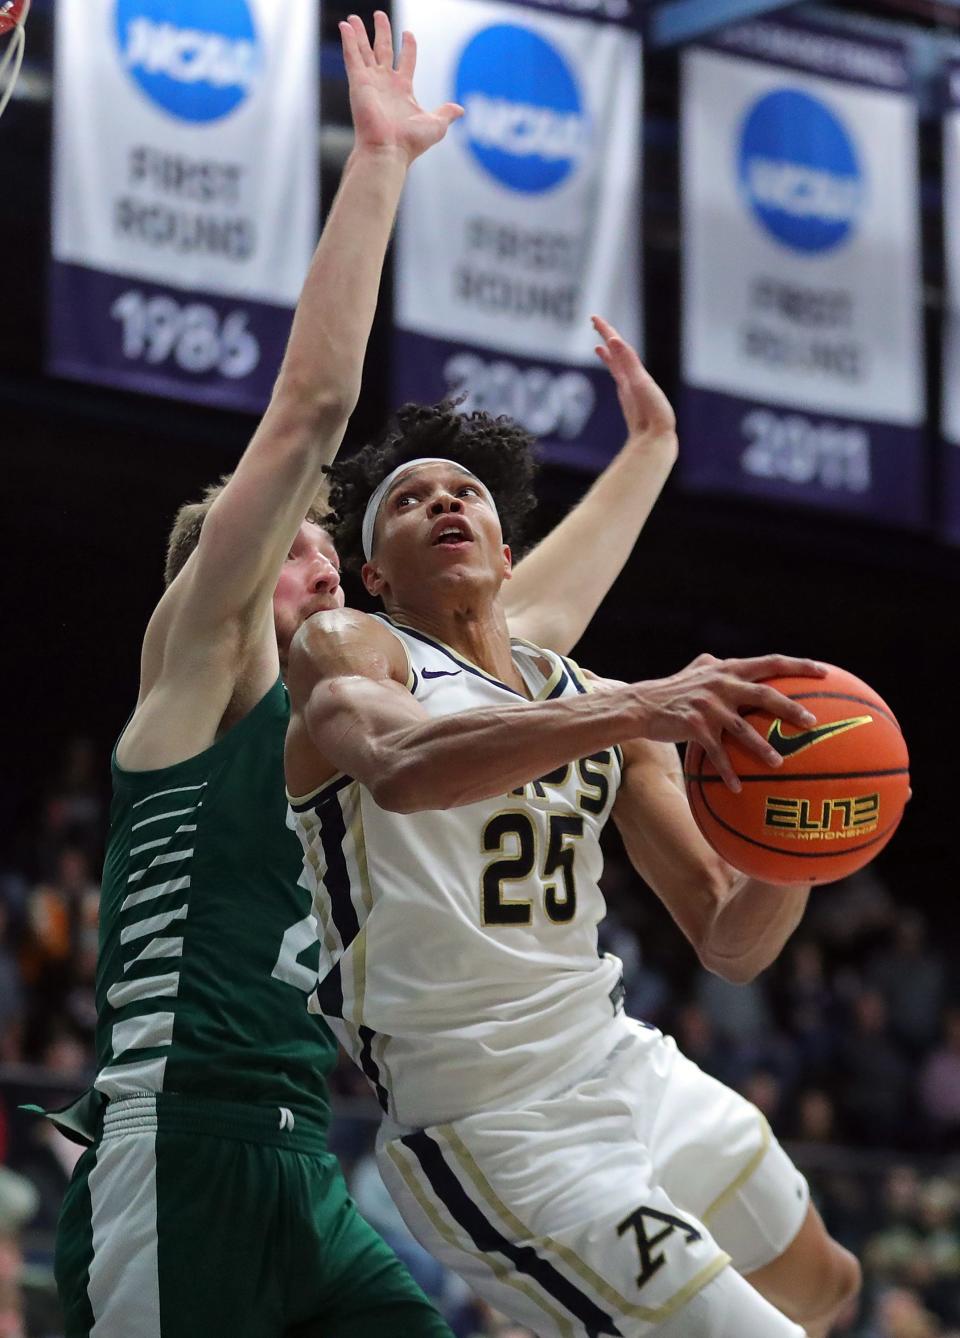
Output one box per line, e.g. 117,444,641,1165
288,615,625,1129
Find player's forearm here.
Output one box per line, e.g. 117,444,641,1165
272,145,407,427
504,433,677,653
370,687,646,812
700,878,811,983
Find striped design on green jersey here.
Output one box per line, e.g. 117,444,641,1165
94,781,205,1100
290,778,392,1115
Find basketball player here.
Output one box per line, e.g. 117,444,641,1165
51,15,683,1336
52,15,462,1337
283,424,862,1337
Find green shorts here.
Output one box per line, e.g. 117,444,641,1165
55,1094,453,1338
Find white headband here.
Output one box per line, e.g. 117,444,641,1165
360,457,499,561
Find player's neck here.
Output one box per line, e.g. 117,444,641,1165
387,598,530,697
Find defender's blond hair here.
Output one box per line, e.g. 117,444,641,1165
164,474,332,587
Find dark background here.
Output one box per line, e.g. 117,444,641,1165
2,0,958,919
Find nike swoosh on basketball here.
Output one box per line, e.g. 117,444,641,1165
421,668,463,679
767,714,873,759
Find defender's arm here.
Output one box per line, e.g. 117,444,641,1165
122,15,461,768
612,736,811,984
160,16,461,657
504,318,677,654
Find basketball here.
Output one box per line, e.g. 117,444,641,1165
683,664,910,886
0,1,28,36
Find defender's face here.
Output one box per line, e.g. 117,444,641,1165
273,521,343,661
362,463,510,605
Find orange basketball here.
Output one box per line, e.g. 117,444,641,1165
683,664,910,886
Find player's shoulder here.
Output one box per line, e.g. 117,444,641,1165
287,607,407,692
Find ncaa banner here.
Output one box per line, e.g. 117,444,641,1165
680,18,927,526
392,0,642,473
48,0,318,412
941,63,960,544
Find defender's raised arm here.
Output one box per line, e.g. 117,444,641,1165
121,13,461,771
505,317,678,653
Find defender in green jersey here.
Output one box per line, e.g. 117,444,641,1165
55,15,465,1336
53,15,681,1334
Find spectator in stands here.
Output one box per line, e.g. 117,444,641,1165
738,1067,785,1129
838,988,912,1146
868,1285,943,1337
0,906,23,1065
36,735,104,876
805,869,897,963
919,1008,960,1150
669,1001,738,1087
777,938,840,1078
18,846,99,1058
792,1087,840,1145
867,910,946,1053
0,1165,38,1338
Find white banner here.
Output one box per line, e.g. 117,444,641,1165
680,18,927,525
393,0,642,471
48,0,319,411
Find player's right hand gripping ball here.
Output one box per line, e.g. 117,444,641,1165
683,664,910,885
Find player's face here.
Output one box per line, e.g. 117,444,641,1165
363,463,511,607
273,521,344,661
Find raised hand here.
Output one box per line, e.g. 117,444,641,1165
339,12,463,165
634,654,828,792
593,315,677,452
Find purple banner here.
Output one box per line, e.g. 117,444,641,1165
681,387,928,530
47,261,290,413
394,330,628,474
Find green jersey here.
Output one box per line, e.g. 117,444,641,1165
93,678,335,1127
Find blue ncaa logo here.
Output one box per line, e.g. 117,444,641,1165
738,89,863,254
454,24,588,194
115,0,261,123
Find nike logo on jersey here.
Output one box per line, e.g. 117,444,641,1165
767,714,872,759
421,668,463,679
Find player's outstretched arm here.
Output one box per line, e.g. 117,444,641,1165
503,317,676,654
165,13,462,645
611,737,811,983
125,15,461,765
287,626,826,811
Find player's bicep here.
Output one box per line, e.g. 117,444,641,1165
285,611,429,797
304,674,429,778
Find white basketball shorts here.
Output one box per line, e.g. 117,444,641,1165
377,1018,809,1337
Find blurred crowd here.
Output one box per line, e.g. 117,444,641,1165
1,736,959,1336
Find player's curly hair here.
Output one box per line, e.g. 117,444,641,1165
325,400,540,571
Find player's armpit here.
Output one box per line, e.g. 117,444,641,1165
611,736,736,965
